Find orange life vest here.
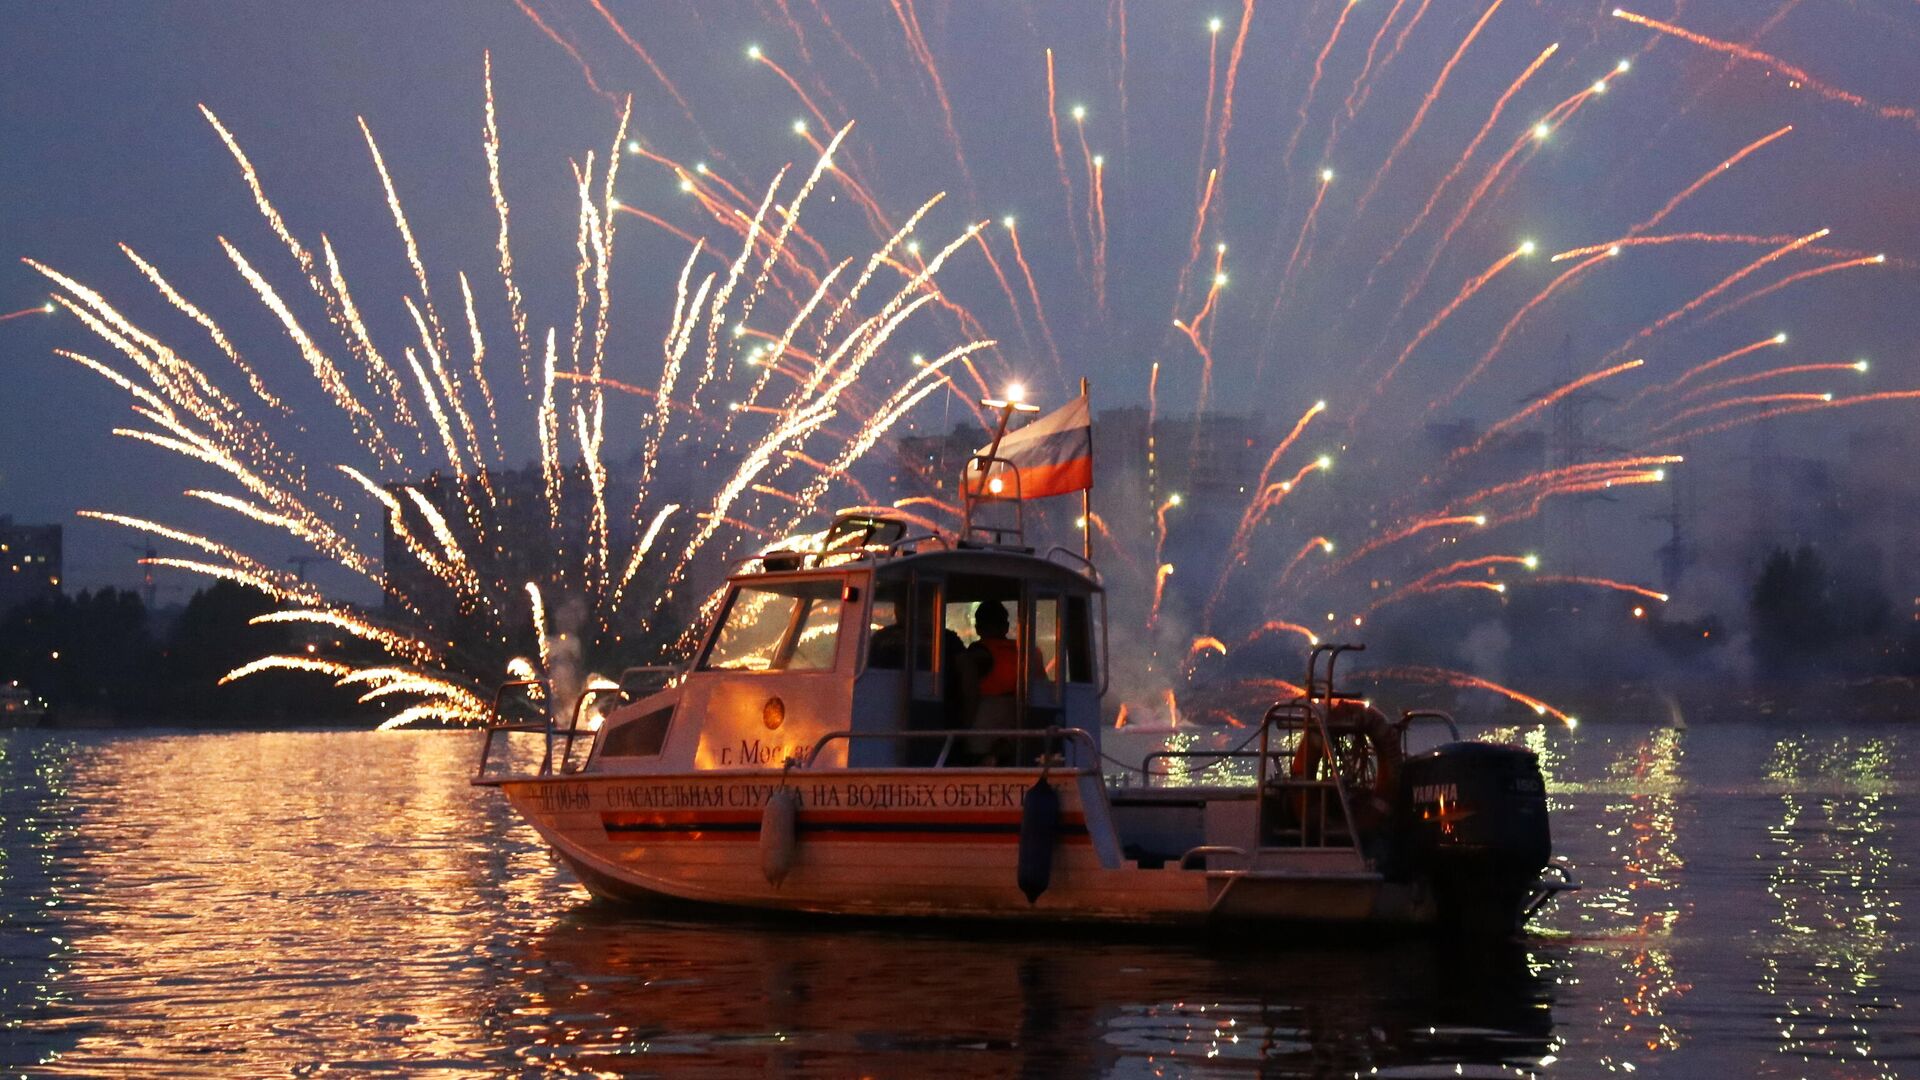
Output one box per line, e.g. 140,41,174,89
977,637,1019,696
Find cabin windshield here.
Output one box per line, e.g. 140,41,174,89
700,579,843,672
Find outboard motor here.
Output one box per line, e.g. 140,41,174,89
1399,741,1550,934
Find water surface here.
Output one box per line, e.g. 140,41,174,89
2,720,1914,1077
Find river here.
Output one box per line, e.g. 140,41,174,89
2,719,1914,1077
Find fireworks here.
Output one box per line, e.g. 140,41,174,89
30,3,1919,733
32,67,991,726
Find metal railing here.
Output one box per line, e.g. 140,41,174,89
474,665,682,782
804,725,1098,770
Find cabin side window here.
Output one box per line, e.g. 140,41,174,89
867,581,908,669
601,706,673,756
1030,594,1061,699
700,579,844,672
1063,594,1094,683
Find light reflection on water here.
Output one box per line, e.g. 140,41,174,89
0,721,1914,1077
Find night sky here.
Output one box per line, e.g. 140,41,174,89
4,1,1918,603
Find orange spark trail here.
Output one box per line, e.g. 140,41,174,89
970,231,1037,357
1604,228,1828,363
1245,620,1320,647
1188,636,1228,661
1552,232,1805,261
1172,169,1218,323
1681,363,1866,402
1044,48,1084,272
1632,125,1794,235
1340,0,1412,121
1359,75,1595,337
1211,0,1256,192
1454,359,1645,461
1283,0,1362,168
1367,245,1528,403
1092,157,1110,311
1531,575,1668,602
1436,251,1612,412
1365,666,1573,723
1113,703,1130,729
1254,401,1327,497
1196,23,1220,198
1148,563,1176,630
1210,461,1328,612
1696,254,1889,327
1652,392,1831,432
0,306,49,323
1178,249,1229,419
1613,9,1920,129
1391,554,1535,599
892,494,962,518
1653,390,1920,447
1455,457,1682,508
1482,70,1627,210
1266,171,1332,335
1005,223,1064,379
614,204,706,249
514,0,618,105
806,0,882,89
755,52,833,134
1374,42,1558,278
585,0,709,136
1074,113,1098,275
1371,578,1509,611
1353,0,1507,218
890,0,976,201
1344,0,1432,122
1278,538,1335,588
1330,513,1487,575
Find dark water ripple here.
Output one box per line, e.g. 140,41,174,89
1,721,1915,1077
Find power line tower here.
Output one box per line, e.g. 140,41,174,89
1646,472,1692,595
1537,335,1621,576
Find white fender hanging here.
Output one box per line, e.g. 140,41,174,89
760,786,800,886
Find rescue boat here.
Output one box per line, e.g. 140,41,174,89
475,501,1578,934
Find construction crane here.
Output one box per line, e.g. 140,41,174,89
123,537,157,609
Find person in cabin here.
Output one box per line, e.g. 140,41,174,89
964,600,1046,764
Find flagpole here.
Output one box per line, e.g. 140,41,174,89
1080,376,1092,565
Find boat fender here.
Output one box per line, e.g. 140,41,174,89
761,786,800,886
1017,778,1060,904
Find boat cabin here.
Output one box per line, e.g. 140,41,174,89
587,514,1106,775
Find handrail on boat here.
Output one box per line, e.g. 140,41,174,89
803,725,1098,770
1400,709,1460,742
475,678,547,779
1257,645,1366,852
1178,844,1246,869
476,666,685,781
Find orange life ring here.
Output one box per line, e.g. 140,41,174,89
1290,702,1404,799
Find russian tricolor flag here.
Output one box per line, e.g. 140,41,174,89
965,395,1093,499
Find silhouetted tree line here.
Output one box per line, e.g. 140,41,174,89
1350,540,1920,691
1748,544,1910,678
0,581,371,724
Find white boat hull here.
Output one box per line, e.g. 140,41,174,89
498,769,1436,926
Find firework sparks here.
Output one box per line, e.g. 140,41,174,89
1363,666,1575,725
1612,9,1920,129
37,5,1920,738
